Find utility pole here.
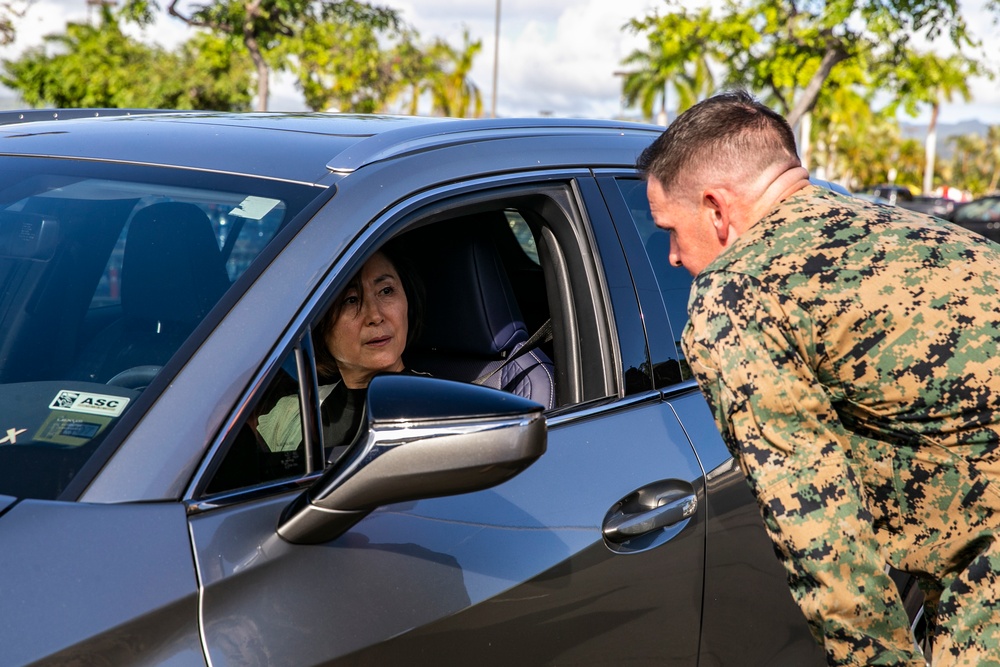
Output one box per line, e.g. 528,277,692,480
491,0,501,118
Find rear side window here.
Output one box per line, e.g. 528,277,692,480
614,178,693,348
0,157,317,500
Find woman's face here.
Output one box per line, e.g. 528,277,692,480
325,252,409,388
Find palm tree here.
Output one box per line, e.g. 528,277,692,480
896,52,977,194
425,29,483,118
621,8,717,124
985,125,1000,194
620,45,670,125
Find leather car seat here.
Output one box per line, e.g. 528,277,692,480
73,201,231,384
407,234,556,409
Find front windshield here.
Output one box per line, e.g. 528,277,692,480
0,157,320,500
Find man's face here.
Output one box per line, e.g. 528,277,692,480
646,177,724,276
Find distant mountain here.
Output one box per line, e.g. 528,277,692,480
900,119,992,159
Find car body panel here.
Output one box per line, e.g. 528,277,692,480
191,396,706,665
0,500,201,665
667,393,826,665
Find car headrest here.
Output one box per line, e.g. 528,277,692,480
121,202,231,327
415,235,528,356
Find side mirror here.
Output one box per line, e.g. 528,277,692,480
277,374,547,545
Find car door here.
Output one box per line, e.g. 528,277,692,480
186,172,709,666
594,173,826,666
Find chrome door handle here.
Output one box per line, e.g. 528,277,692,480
603,484,697,544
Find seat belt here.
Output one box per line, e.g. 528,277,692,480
473,318,553,387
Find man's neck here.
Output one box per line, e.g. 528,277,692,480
741,166,811,232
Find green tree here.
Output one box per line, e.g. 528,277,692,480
948,128,1000,197
986,126,1000,194
0,0,29,46
621,7,719,122
276,13,410,112
893,51,980,193
160,0,401,111
423,29,483,118
950,133,989,195
831,113,901,189
1,5,253,110
389,35,434,115
807,67,884,182
626,0,994,130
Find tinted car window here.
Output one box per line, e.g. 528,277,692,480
0,157,318,500
954,197,1000,223
614,178,693,376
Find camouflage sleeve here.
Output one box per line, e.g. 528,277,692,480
683,271,923,667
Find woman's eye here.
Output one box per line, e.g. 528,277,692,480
343,295,359,306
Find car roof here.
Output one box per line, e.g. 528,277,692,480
0,110,663,186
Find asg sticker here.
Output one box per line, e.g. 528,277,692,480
49,390,130,417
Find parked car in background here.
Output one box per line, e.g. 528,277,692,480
858,184,956,220
0,110,925,666
852,192,894,206
910,194,957,220
951,194,1000,243
861,184,916,206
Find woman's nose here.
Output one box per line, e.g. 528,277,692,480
363,299,383,324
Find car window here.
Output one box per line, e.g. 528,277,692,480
205,349,307,494
954,198,1000,224
614,178,693,377
505,210,540,264
0,157,318,500
204,187,614,496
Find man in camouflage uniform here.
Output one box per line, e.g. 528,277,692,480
639,89,1000,666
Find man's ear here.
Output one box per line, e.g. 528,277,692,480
702,189,731,245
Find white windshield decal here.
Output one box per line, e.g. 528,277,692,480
229,196,280,220
49,390,130,417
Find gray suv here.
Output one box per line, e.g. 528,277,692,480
0,111,830,665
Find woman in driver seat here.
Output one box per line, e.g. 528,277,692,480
257,243,426,458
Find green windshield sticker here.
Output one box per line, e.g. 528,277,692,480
35,412,111,446
229,196,280,220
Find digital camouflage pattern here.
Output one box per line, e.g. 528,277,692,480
682,185,1000,667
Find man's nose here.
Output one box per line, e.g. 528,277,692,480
668,242,683,268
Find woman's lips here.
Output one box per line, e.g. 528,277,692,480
365,335,391,347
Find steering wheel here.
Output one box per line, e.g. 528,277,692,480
106,365,162,390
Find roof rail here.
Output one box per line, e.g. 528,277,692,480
0,108,176,125
325,116,661,174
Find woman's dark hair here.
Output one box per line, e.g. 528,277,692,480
312,239,425,381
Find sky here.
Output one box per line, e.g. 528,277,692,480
2,0,998,125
